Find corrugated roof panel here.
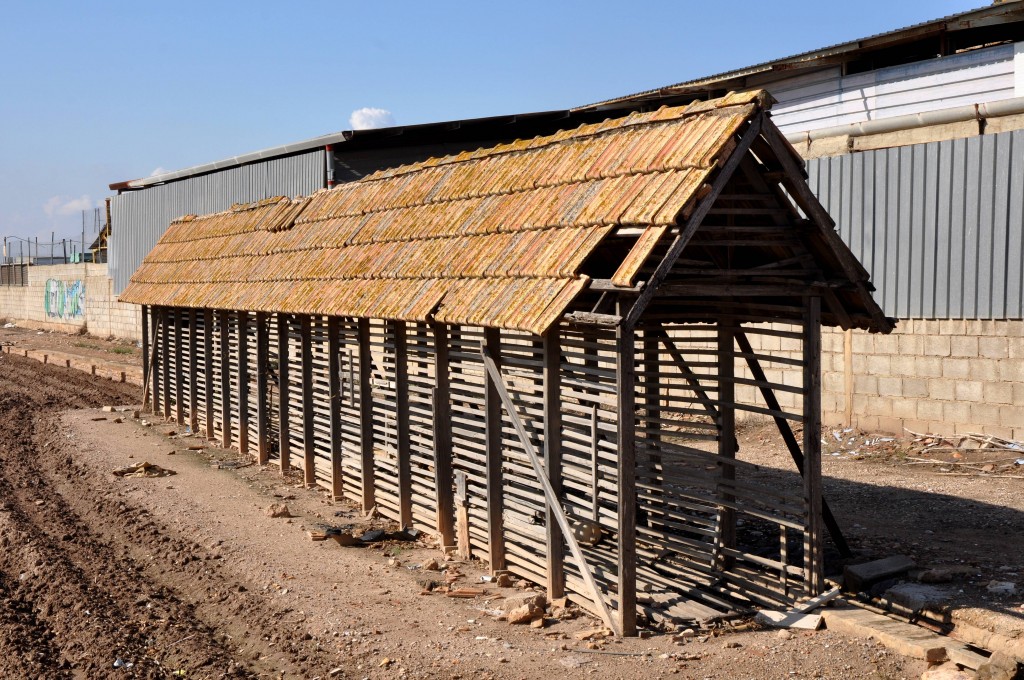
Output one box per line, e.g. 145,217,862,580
122,91,767,334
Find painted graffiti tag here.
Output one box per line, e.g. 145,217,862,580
44,279,85,319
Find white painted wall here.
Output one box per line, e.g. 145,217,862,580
767,43,1017,135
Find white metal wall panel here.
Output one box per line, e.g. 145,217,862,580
771,43,1016,135
808,128,1024,320
110,150,325,294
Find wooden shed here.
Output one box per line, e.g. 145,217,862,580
121,90,893,636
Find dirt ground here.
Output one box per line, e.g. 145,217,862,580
0,330,1021,679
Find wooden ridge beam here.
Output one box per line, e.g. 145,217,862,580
624,113,765,329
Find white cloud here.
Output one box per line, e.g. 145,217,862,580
149,167,169,177
349,107,396,130
43,195,97,218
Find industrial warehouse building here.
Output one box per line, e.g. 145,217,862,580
103,2,1024,440
122,92,892,634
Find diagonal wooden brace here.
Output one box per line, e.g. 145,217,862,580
480,345,619,635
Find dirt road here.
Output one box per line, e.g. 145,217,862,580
0,350,982,679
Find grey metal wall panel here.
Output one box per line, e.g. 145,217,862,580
808,128,1024,320
110,150,325,294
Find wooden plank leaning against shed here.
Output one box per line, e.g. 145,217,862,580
479,344,618,635
327,316,344,499
203,309,215,441
255,312,270,465
300,315,316,487
276,313,291,473
432,323,455,547
219,309,232,449
483,327,505,573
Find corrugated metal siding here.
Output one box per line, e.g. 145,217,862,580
809,128,1024,319
771,43,1016,135
110,150,325,294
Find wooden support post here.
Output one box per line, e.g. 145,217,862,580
483,327,505,574
277,313,291,473
174,310,184,425
394,321,413,528
141,304,150,408
150,307,161,414
327,317,344,499
642,325,663,509
255,312,270,464
357,318,375,511
802,297,824,595
616,316,638,637
237,311,249,456
203,309,215,441
480,345,617,635
219,310,232,449
543,330,564,600
432,323,454,547
300,315,316,487
733,331,850,557
715,322,737,571
161,308,171,420
188,310,198,432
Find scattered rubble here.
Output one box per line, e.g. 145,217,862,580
112,462,176,478
265,503,291,518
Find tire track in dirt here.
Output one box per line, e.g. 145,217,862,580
0,354,350,678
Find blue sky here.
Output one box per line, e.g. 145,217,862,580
0,0,982,245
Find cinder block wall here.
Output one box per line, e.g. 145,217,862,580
824,320,1024,441
668,319,1024,440
0,263,141,340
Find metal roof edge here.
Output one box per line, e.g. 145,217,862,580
109,109,574,192
574,1,1024,111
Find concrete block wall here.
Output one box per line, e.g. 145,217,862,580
825,320,1024,441
0,263,141,340
665,319,1024,440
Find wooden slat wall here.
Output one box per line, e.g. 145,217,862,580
447,327,490,559
557,326,621,611
495,332,547,585
146,305,824,625
367,320,400,520
407,322,439,531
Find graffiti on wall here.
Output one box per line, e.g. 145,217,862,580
44,279,85,320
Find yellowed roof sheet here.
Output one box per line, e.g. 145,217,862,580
121,90,766,334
